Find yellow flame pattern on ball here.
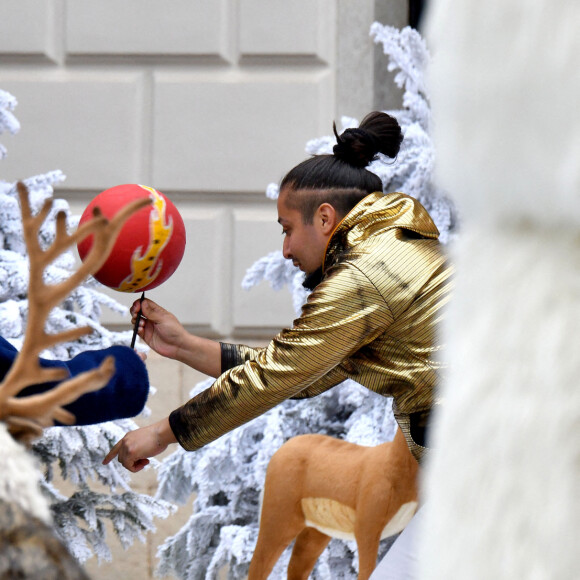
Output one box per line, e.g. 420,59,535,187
116,185,173,292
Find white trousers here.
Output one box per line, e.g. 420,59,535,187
369,507,424,580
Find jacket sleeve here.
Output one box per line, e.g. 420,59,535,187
169,262,394,451
220,342,263,372
220,341,348,399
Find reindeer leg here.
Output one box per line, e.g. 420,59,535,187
354,531,382,580
249,442,312,580
249,485,305,580
248,519,304,580
287,526,331,580
354,509,385,580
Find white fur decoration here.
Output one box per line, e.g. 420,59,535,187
419,1,580,579
0,424,51,524
424,0,580,227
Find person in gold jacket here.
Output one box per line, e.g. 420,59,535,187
104,111,452,472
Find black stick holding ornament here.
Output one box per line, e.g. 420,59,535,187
130,292,146,349
77,184,186,350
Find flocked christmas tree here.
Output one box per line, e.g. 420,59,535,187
154,23,457,580
0,89,174,564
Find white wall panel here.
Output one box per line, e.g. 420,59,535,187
239,0,334,61
152,70,334,192
231,205,297,332
0,0,56,59
0,73,143,188
65,0,230,58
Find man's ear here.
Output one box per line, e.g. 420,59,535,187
316,203,339,234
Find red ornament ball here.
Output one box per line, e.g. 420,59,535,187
77,184,186,292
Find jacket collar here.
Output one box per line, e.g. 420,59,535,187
323,192,440,272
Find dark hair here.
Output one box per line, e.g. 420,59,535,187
280,111,403,222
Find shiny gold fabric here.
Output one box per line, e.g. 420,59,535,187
169,192,453,463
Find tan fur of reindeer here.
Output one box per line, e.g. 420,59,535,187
0,182,150,443
249,427,419,580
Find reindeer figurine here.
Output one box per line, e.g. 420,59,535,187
248,426,420,580
0,182,149,579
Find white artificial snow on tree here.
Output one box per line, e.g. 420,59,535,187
0,89,20,161
0,90,174,565
155,24,457,580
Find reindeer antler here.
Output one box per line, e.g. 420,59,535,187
0,182,151,443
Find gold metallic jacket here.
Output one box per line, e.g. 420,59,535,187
169,192,453,463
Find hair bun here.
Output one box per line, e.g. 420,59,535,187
333,111,403,168
333,126,378,167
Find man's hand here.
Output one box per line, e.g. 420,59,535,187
131,297,223,377
103,417,177,472
130,298,188,360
